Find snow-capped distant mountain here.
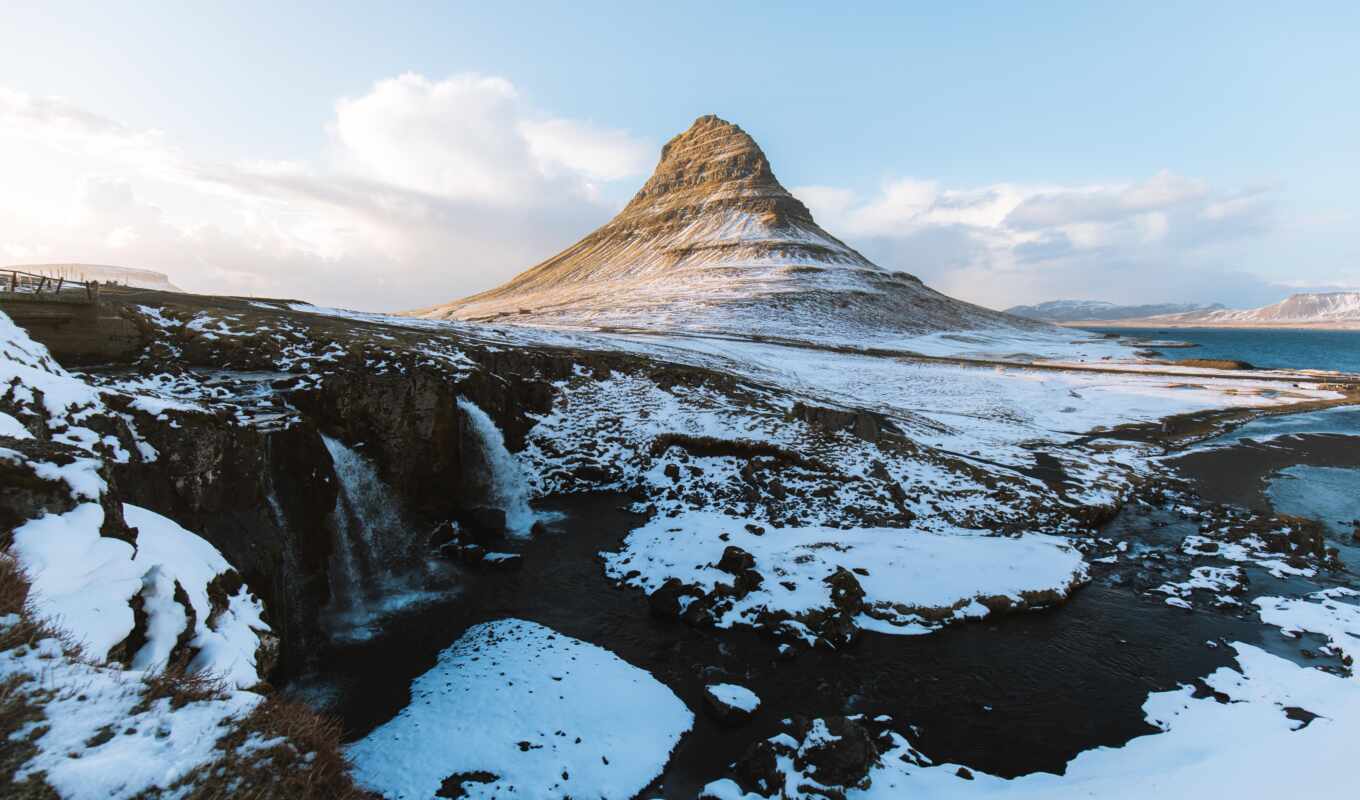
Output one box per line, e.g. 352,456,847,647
1006,300,1224,322
1136,292,1360,328
10,263,182,291
413,115,1040,344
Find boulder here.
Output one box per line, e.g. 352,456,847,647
649,578,687,620
703,683,761,727
716,545,756,574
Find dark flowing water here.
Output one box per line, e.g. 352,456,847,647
290,494,1290,797
1085,326,1360,373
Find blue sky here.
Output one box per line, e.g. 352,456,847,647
1,1,1355,310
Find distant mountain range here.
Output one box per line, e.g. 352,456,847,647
8,263,181,292
1005,300,1224,322
1139,291,1360,328
1011,293,1360,329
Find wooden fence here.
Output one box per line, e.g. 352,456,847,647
1,269,99,302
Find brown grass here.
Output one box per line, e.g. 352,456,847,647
2,552,369,799
166,695,372,800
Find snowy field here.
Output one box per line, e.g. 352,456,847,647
604,511,1088,638
347,619,692,799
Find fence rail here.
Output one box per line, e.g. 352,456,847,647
1,269,99,302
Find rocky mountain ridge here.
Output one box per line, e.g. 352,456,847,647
1006,299,1224,323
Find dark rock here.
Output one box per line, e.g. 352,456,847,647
703,683,760,727
466,506,507,534
649,578,687,620
436,771,499,798
744,523,766,536
792,715,880,788
717,545,756,574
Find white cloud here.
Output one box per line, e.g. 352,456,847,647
794,171,1286,309
0,75,653,310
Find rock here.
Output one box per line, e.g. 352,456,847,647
744,523,766,536
649,578,687,620
467,506,507,534
716,545,756,574
825,567,866,611
663,463,681,481
1353,525,1360,543
428,520,460,550
703,683,761,726
791,716,879,789
480,552,523,571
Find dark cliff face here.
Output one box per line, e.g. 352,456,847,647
60,290,592,676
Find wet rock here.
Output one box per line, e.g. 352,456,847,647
428,520,460,550
467,506,507,534
649,578,687,620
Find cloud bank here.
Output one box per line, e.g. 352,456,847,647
1,77,1338,311
0,75,650,310
794,172,1305,310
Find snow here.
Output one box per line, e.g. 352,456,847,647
604,511,1088,636
707,683,761,713
347,618,693,799
703,642,1360,799
0,409,31,437
0,626,260,800
1255,588,1360,668
11,502,271,687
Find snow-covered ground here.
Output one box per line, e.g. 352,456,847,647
702,642,1360,799
346,618,693,799
0,622,265,800
604,511,1088,639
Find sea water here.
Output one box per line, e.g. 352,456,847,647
1087,327,1360,374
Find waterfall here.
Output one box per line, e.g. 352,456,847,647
457,398,538,536
320,434,447,640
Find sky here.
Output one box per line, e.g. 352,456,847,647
1,1,1356,311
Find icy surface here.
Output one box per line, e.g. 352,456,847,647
347,618,693,799
1265,465,1360,535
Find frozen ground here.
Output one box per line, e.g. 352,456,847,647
346,618,693,799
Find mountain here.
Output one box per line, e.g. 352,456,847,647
1111,291,1360,329
1006,299,1224,323
9,263,182,291
413,115,1038,344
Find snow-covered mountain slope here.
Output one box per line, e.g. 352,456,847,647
1007,299,1224,322
1138,291,1360,327
412,115,1040,345
9,262,182,291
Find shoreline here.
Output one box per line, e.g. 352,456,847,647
1058,320,1360,332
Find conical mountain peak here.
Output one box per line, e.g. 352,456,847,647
414,116,1032,344
619,115,810,223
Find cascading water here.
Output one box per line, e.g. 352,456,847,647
320,434,449,640
457,398,540,536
